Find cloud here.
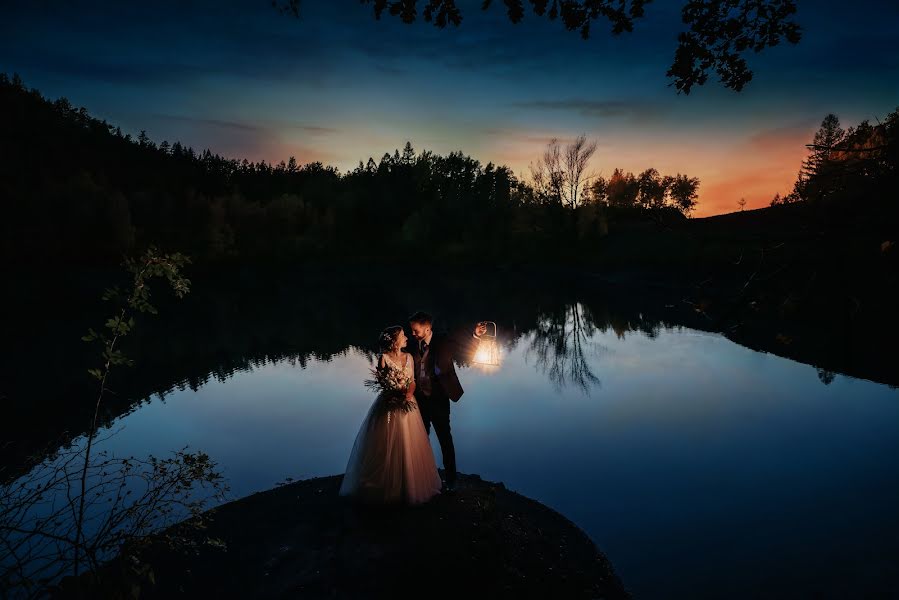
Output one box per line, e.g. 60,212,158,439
689,124,813,215
745,121,818,154
136,113,339,167
510,98,666,123
482,127,562,146
152,115,260,132
0,47,210,86
151,114,339,137
296,125,340,135
0,3,348,88
373,63,407,76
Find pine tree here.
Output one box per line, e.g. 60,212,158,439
401,141,415,164
802,114,845,179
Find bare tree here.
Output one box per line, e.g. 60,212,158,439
531,135,597,209
564,134,598,209
528,138,564,206
1,436,228,597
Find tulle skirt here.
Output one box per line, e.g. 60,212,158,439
339,392,442,505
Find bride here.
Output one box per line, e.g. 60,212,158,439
339,325,442,505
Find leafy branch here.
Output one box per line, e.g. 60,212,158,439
75,247,191,579
0,247,232,598
273,0,801,93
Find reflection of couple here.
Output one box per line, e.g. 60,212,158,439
339,311,486,504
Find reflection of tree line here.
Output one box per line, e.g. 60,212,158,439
523,298,688,393
4,267,892,483
527,303,602,393
115,273,686,402
1,270,682,477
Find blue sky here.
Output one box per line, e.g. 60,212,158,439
2,0,898,215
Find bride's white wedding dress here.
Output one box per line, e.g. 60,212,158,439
339,352,442,505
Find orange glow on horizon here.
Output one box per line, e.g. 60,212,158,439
481,122,816,218
263,120,817,219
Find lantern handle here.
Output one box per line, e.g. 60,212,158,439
480,321,497,338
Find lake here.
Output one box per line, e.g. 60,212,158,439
3,267,898,598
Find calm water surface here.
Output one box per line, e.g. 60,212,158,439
6,272,899,598
97,318,899,597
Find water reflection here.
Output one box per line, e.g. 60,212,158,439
817,368,837,385
2,268,898,599
2,267,891,479
526,303,603,393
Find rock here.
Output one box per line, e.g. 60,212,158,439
70,473,630,599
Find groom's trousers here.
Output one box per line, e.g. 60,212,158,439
417,392,456,485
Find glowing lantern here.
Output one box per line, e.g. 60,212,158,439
473,321,501,367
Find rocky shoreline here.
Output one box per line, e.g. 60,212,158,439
71,473,630,598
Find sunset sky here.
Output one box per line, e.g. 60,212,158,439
3,1,897,216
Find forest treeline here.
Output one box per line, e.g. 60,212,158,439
0,73,697,265
3,73,895,267
771,109,899,214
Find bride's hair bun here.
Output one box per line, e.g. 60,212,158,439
378,325,403,352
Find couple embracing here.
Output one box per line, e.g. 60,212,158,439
339,311,487,505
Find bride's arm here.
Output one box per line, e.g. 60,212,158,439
405,377,416,401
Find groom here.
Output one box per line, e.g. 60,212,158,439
408,311,486,491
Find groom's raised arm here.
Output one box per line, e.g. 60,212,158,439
446,322,484,364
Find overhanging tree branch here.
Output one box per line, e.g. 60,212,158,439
273,0,801,93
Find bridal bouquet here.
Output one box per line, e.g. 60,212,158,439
364,364,416,414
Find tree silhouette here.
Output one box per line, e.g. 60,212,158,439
586,175,607,205
802,114,845,179
529,135,597,209
667,0,801,93
0,73,702,265
564,134,598,209
527,302,602,393
667,173,700,216
593,166,698,216
778,108,899,206
637,168,666,208
606,168,638,208
529,138,565,206
275,0,801,93
817,368,836,385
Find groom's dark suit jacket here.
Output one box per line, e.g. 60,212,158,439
408,328,480,402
